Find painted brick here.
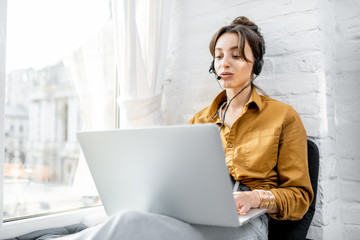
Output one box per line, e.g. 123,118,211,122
334,0,360,20
319,179,340,204
273,92,323,115
163,1,360,239
290,0,318,12
307,225,323,240
322,219,344,240
269,52,323,74
265,29,321,56
342,206,360,225
301,115,326,137
334,78,360,103
322,199,341,227
319,157,338,182
336,126,360,160
344,225,360,240
259,72,324,96
341,181,360,203
310,195,323,227
339,160,360,182
261,10,319,35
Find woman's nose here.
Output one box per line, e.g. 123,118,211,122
221,55,231,68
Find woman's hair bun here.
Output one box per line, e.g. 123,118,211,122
231,16,259,32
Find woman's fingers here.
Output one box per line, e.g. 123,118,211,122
236,204,249,215
236,203,250,215
233,191,259,215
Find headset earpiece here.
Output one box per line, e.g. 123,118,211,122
252,38,264,76
209,60,215,73
209,60,221,80
253,58,263,76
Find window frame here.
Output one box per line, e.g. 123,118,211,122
0,206,105,239
1,0,8,230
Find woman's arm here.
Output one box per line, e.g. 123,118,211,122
232,106,313,219
232,190,279,215
268,106,314,220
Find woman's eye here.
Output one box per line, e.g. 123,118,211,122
215,56,222,59
233,55,240,58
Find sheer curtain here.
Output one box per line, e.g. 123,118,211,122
63,19,115,197
112,0,174,128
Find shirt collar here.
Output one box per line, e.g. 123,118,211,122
206,87,264,121
248,87,264,111
207,90,227,120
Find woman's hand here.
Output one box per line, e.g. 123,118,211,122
233,191,261,215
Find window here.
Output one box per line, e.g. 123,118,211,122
4,0,115,221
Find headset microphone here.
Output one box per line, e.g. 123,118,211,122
209,60,255,132
209,60,221,80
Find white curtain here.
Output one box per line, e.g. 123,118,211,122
112,0,174,128
63,19,115,196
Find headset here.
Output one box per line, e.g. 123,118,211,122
252,37,264,76
209,32,264,78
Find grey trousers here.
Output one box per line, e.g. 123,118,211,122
57,209,269,240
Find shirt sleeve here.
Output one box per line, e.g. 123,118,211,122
188,116,196,124
269,106,314,220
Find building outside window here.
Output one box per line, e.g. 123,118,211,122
4,0,115,221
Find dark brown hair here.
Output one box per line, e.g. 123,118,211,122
209,16,265,63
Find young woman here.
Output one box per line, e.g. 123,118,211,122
189,15,313,223
60,16,313,240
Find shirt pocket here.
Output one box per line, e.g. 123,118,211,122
241,128,280,173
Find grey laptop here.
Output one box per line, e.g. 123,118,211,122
77,124,266,227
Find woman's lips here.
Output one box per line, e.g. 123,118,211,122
219,72,233,79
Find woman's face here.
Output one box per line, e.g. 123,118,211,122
214,33,255,91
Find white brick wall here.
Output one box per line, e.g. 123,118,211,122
163,0,360,239
332,0,360,239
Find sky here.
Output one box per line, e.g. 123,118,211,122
6,0,110,72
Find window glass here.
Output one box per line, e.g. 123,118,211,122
4,0,115,220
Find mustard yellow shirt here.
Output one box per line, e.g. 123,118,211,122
188,88,314,220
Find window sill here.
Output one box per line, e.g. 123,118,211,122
0,205,106,239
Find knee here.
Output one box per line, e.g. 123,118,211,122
113,209,147,223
